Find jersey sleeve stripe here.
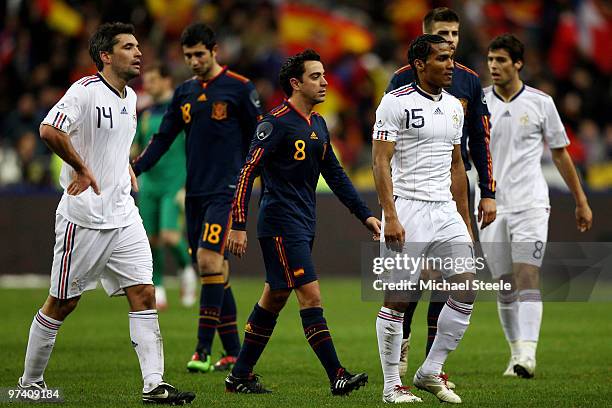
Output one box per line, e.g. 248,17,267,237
226,70,250,83
234,147,264,223
482,115,496,192
374,130,390,141
394,64,412,74
455,62,479,77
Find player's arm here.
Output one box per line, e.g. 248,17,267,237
320,142,381,238
40,124,99,195
40,83,99,195
372,140,402,247
451,144,474,241
238,82,263,150
467,80,496,229
131,89,184,176
551,148,592,232
228,120,282,257
543,96,592,232
371,93,404,248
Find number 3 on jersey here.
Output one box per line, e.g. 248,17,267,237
405,108,424,129
294,139,306,160
202,223,221,244
181,103,192,124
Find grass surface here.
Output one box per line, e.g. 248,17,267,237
2,278,611,407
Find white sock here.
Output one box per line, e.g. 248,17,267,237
497,290,520,356
420,298,473,376
129,310,164,392
376,307,404,395
22,310,63,384
518,290,542,359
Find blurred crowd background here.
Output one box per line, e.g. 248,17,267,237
1,0,611,192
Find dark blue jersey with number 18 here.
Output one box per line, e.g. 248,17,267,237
132,67,262,198
232,100,372,239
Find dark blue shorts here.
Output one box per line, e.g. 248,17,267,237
185,195,232,262
259,236,317,290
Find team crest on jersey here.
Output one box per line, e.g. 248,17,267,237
452,112,461,129
520,113,530,126
198,93,207,102
459,98,468,115
211,101,228,120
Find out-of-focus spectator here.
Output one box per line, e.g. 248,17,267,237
15,130,50,187
3,93,41,147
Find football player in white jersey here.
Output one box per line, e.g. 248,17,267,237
373,34,475,404
481,34,592,379
17,23,195,405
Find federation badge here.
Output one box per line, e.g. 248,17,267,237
211,101,228,120
256,121,273,140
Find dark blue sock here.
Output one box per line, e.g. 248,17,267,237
403,301,418,339
217,283,241,356
196,274,225,355
232,304,278,377
300,307,341,382
425,291,448,356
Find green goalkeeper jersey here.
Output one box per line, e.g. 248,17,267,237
134,100,186,193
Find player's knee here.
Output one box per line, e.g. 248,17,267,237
260,290,290,313
43,295,80,320
197,249,224,275
125,284,156,311
298,293,321,309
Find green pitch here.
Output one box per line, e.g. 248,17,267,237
2,278,611,407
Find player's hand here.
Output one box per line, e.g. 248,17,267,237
364,216,382,241
384,217,405,252
129,164,139,192
478,198,497,229
67,166,100,196
576,202,592,232
228,229,248,258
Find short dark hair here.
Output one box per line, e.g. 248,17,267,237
423,7,460,33
279,49,321,97
407,34,448,72
489,33,525,65
180,23,216,50
89,22,135,71
144,62,171,78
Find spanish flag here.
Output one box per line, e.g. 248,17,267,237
36,0,83,37
279,3,374,63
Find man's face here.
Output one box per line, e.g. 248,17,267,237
294,60,328,104
420,42,454,89
143,70,170,100
107,34,142,80
183,43,216,78
487,48,521,87
428,21,460,50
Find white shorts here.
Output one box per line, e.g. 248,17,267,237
49,214,153,299
380,198,475,284
478,207,549,279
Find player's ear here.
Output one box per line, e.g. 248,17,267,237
211,44,219,57
415,59,425,72
100,50,112,67
515,59,523,71
290,77,301,92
